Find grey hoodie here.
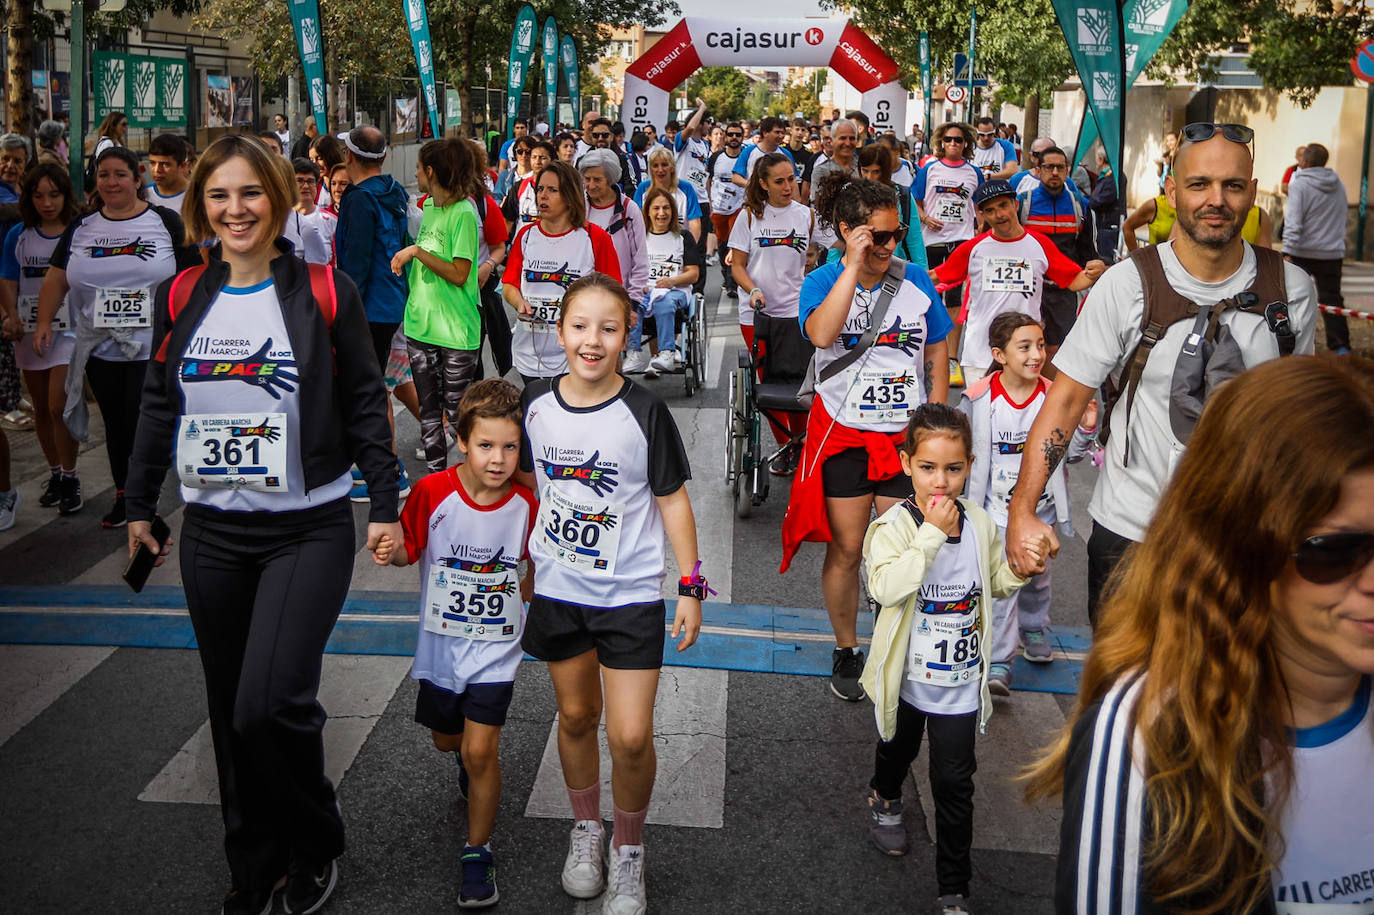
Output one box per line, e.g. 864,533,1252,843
1284,166,1348,260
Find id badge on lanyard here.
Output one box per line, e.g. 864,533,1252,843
94,286,152,328
424,563,521,640
539,486,623,576
907,595,982,687
177,413,289,492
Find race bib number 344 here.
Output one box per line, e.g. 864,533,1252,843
539,486,623,576
177,413,289,492
94,286,152,328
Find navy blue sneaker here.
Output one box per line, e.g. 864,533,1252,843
458,845,498,908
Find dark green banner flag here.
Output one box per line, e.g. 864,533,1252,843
1049,0,1126,193
560,34,580,122
542,17,559,125
507,4,539,137
919,32,932,134
1075,0,1190,165
287,0,328,131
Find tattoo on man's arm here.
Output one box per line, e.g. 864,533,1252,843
923,359,935,396
1042,427,1071,474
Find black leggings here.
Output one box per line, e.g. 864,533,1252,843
85,356,147,491
1087,521,1135,627
180,499,355,897
871,700,977,897
407,340,480,473
925,242,963,313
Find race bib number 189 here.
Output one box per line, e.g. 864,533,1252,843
907,598,982,687
94,286,152,328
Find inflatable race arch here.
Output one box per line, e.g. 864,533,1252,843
622,18,904,135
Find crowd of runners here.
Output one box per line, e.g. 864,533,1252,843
0,89,1370,915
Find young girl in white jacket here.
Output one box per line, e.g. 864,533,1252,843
957,312,1097,695
858,402,1048,915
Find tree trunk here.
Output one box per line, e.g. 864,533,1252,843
6,0,35,136
1022,91,1040,167
457,8,478,134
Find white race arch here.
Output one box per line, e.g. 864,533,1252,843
622,18,906,134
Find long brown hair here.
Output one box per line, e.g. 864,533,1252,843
537,160,587,229
641,185,681,236
744,152,794,217
1024,355,1374,914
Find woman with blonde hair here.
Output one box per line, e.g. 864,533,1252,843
1025,355,1374,914
125,133,402,915
633,144,702,243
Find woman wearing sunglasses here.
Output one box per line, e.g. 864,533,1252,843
1026,355,1374,915
781,174,952,702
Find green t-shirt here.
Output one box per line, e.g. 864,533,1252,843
403,197,480,350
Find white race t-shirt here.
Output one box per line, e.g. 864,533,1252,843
298,208,338,264
175,281,352,512
675,134,711,200
1,225,74,371
708,150,745,215
900,506,983,716
1053,241,1317,542
400,468,538,694
1271,677,1374,913
985,375,1055,525
726,202,813,325
933,229,1084,371
521,377,691,606
970,141,1012,177
913,159,982,246
149,185,187,216
502,222,621,378
50,204,185,361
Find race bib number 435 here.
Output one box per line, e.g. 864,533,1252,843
177,413,289,492
94,286,152,328
844,368,917,425
539,486,622,576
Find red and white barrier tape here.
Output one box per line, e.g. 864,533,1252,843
1320,303,1374,322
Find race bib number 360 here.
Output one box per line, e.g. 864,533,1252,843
177,413,288,492
539,486,623,576
424,563,520,641
94,286,152,328
844,368,917,425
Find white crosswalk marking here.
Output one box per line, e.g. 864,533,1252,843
0,645,116,747
524,667,728,829
138,654,411,804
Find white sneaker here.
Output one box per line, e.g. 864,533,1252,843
649,350,677,374
605,843,647,915
0,489,18,532
622,350,651,375
560,819,606,899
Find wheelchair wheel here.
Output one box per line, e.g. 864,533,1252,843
725,357,749,490
693,293,709,390
735,468,752,519
683,306,699,398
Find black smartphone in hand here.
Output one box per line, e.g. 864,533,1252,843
123,514,171,593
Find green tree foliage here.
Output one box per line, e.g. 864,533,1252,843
768,77,822,120
685,66,749,121
1152,0,1371,108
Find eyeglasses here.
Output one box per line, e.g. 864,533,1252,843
942,137,966,144
726,132,742,138
591,131,611,139
1292,531,1374,584
869,226,908,246
1180,122,1255,149
515,149,531,156
1041,162,1068,172
976,130,996,137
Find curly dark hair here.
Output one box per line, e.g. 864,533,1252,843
810,172,897,232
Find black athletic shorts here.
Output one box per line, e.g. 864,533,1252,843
415,679,516,733
368,321,400,373
1040,286,1079,347
522,595,666,670
821,446,915,499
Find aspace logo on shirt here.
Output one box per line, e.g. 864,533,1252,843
537,447,619,496
437,555,518,576
932,184,971,199
180,339,299,399
524,261,581,288
755,230,808,252
995,440,1026,455
87,236,157,260
839,317,924,357
919,585,980,616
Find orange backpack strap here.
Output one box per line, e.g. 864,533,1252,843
307,263,337,329
154,264,207,362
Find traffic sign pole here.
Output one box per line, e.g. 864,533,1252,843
69,0,86,198
1350,39,1374,258
967,6,977,119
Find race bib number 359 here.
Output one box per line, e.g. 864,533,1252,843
94,286,152,328
539,486,623,576
177,413,289,492
424,563,520,641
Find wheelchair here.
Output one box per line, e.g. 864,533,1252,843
641,292,709,397
725,311,812,518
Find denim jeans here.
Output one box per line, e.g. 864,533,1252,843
628,288,689,353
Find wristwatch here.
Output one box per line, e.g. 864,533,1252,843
678,561,715,601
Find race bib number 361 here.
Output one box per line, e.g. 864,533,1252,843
94,286,152,328
177,413,289,492
539,486,623,576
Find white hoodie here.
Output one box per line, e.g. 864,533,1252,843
1284,166,1348,260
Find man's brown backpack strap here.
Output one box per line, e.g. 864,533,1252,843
1099,245,1291,460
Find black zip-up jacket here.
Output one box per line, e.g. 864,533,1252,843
126,242,400,524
